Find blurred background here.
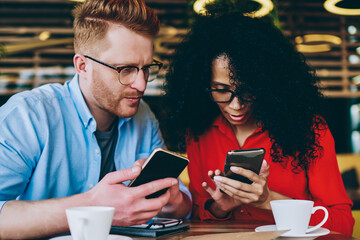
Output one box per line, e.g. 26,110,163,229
1,0,360,236
0,0,360,154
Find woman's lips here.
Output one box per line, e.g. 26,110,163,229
229,114,245,121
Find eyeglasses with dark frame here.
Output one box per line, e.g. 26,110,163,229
84,55,163,86
205,88,253,104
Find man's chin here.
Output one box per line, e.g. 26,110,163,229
114,106,139,118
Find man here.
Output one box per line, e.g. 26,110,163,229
0,0,192,239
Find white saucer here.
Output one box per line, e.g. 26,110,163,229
255,225,330,239
49,234,133,240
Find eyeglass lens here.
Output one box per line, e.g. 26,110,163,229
209,89,252,104
118,65,160,85
210,90,235,103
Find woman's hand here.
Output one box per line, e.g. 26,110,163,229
211,160,272,211
202,169,243,218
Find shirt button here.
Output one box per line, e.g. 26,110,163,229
91,122,95,126
89,184,94,188
95,149,100,154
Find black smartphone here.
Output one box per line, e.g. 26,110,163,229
128,148,189,199
223,148,265,184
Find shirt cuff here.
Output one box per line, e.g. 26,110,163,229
0,200,7,212
179,178,192,219
202,199,232,220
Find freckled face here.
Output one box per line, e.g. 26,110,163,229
211,57,255,128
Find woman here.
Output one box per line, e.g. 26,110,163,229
163,13,354,235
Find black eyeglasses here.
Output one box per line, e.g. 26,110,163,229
205,88,253,104
84,55,163,86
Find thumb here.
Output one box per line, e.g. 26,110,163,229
259,160,270,179
102,166,141,184
133,158,147,167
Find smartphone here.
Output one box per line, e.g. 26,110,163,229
128,148,189,199
223,148,265,184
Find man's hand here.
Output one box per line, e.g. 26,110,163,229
85,166,178,226
133,157,192,219
133,158,146,167
0,166,178,239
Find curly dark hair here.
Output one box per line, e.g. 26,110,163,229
162,13,326,171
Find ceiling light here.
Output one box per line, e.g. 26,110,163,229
324,0,360,16
353,75,360,85
244,0,274,18
295,36,304,44
295,34,341,53
348,25,358,35
193,0,273,17
302,34,342,45
3,38,73,55
296,44,332,53
193,0,215,15
38,31,51,41
349,55,360,64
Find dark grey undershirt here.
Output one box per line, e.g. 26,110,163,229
95,120,118,181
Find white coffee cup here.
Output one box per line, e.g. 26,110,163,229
270,199,328,236
66,206,115,240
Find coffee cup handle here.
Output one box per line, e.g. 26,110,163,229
306,206,329,233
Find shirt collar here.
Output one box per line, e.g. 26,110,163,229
68,74,93,128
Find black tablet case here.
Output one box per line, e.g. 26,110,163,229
110,223,190,237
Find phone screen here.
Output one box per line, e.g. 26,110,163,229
128,148,189,199
223,148,265,184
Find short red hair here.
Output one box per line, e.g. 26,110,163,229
72,0,160,54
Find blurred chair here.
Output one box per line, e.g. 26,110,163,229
352,211,360,239
337,153,360,239
179,166,190,187
178,152,190,187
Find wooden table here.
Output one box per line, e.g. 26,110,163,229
126,220,356,240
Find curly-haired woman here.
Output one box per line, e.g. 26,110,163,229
163,13,354,235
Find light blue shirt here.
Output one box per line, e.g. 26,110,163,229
0,75,191,212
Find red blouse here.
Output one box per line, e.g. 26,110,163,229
187,115,354,236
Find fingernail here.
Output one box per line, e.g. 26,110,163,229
214,176,221,182
230,166,240,172
172,179,178,185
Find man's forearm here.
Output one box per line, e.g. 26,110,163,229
0,193,90,239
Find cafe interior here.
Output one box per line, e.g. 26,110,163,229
0,0,360,238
